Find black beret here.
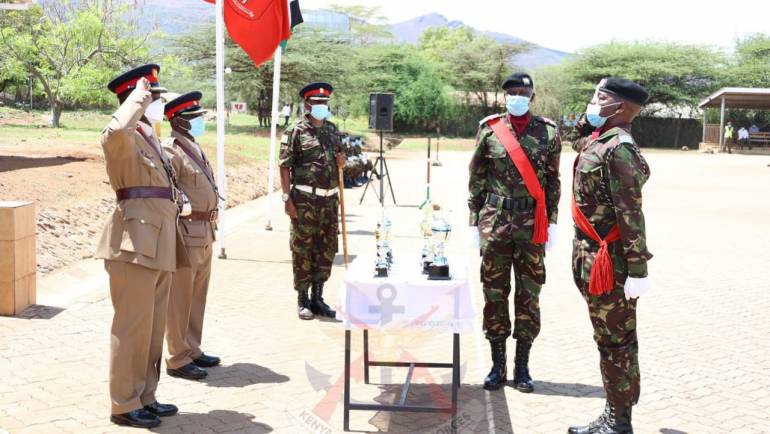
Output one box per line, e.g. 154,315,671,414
501,72,534,90
164,91,206,120
300,82,333,100
107,64,166,97
600,77,649,105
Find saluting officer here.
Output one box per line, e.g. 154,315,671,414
468,72,561,392
568,78,653,434
160,92,222,381
279,82,346,320
96,65,188,428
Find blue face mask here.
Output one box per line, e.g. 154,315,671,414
506,95,531,117
586,102,621,128
189,116,205,137
310,104,331,120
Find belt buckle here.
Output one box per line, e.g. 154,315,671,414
209,209,219,222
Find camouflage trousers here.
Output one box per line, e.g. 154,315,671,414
572,236,640,407
290,190,339,292
480,235,545,343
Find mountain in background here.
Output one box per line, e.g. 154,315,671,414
390,13,569,69
142,1,568,69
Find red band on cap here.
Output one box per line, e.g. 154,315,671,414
114,74,160,95
303,88,330,99
165,100,199,120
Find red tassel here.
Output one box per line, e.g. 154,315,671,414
588,241,615,296
532,199,548,244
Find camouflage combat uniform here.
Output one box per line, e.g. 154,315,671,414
280,114,341,294
468,113,562,343
572,124,652,407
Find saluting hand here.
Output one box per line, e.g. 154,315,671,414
136,77,152,92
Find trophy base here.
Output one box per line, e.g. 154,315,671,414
374,267,389,278
422,260,431,275
428,264,451,280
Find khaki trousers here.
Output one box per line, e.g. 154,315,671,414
106,260,171,415
165,244,213,369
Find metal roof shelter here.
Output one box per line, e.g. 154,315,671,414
698,88,770,148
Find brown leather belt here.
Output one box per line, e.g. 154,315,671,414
116,187,174,201
183,210,219,222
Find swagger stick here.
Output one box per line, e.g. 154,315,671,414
338,166,349,269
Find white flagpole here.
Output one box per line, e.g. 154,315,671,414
265,1,289,231
215,0,228,259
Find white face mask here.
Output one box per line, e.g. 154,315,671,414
145,99,164,124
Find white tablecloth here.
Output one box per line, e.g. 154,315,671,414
337,255,475,333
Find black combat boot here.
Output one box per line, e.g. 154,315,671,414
512,340,534,393
298,289,314,320
310,283,336,318
568,401,610,434
568,402,633,434
483,339,507,390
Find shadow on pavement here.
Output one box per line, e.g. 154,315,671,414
202,363,290,388
357,383,512,433
150,410,273,433
531,380,604,398
660,429,689,434
13,304,66,320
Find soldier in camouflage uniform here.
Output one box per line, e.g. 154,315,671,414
279,82,345,320
568,78,653,434
468,73,561,392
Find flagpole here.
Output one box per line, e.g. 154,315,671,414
265,0,290,231
265,45,282,231
215,0,228,259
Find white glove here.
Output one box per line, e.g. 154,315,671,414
544,223,558,252
624,276,651,300
468,226,480,250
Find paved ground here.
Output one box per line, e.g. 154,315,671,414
1,148,770,434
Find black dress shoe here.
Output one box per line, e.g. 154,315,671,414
193,353,221,368
144,401,178,417
110,409,161,428
167,362,208,380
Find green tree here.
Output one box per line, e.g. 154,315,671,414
419,26,528,114
0,0,150,127
560,41,725,115
729,34,770,87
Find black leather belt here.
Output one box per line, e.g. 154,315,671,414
486,193,534,211
116,187,174,201
184,210,219,222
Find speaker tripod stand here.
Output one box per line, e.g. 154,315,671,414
359,130,397,206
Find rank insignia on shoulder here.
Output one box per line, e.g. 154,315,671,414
479,113,504,126
618,134,634,144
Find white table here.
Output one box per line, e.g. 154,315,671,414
337,255,475,432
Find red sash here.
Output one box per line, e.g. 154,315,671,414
488,118,548,244
572,155,621,296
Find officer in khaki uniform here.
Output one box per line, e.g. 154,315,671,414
160,92,221,381
96,65,188,429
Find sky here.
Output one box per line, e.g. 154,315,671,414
301,0,770,53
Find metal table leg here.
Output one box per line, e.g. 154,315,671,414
344,330,351,431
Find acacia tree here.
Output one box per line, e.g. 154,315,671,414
0,0,150,127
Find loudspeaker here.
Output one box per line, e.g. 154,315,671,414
368,93,394,131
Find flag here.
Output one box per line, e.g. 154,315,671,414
280,0,304,50
204,0,290,68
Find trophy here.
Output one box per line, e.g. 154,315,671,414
374,222,388,277
428,213,452,280
420,203,434,274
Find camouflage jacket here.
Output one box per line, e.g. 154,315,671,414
573,125,653,277
468,113,562,226
279,115,341,189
